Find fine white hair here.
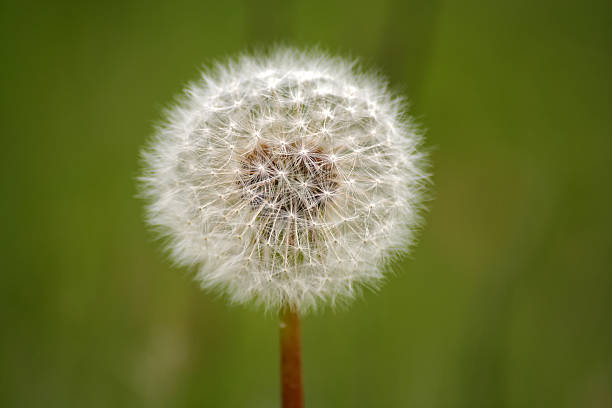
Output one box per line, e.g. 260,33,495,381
140,47,429,313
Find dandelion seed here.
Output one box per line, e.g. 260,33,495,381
140,47,429,314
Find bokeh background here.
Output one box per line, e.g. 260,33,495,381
2,0,611,406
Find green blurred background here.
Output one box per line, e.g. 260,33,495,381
2,0,611,406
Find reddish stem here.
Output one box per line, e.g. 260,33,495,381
280,307,304,408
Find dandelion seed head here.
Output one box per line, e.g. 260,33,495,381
140,47,429,313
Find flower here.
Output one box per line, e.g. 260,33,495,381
140,47,429,313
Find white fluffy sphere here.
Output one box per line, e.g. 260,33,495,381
141,48,429,313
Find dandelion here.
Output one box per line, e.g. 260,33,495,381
140,47,429,407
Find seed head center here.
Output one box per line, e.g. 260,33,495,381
238,142,337,220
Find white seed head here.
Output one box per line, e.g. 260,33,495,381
140,47,429,313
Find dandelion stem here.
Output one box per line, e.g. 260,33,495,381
280,307,304,408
